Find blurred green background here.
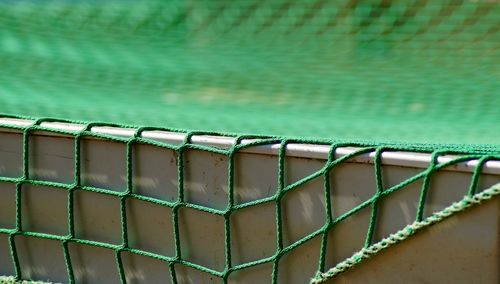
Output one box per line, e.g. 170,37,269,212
0,0,498,144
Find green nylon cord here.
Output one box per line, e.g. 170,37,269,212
0,1,499,281
0,114,499,283
312,183,500,283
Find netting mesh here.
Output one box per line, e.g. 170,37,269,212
0,0,500,282
0,115,499,283
0,0,499,144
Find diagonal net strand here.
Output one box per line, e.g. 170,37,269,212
311,182,500,283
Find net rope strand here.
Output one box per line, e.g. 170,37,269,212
0,114,498,283
0,0,499,282
311,183,500,283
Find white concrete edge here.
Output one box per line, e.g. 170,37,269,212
0,117,499,175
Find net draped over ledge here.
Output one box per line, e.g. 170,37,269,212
0,115,498,284
0,0,499,283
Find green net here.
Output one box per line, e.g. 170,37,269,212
0,0,499,144
0,115,499,283
0,0,500,283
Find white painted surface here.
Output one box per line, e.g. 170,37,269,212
0,117,498,283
